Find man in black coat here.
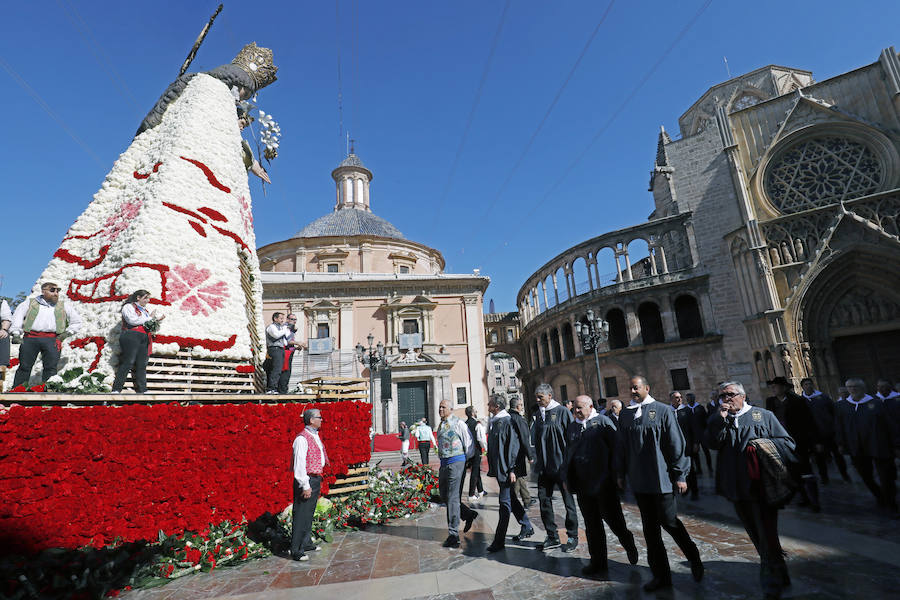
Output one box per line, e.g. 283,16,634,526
464,406,485,499
671,391,700,500
564,395,638,576
686,393,708,478
765,376,820,512
799,377,850,483
486,394,533,552
705,381,796,600
531,383,579,552
835,378,899,514
509,396,536,524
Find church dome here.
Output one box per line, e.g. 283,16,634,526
296,209,405,239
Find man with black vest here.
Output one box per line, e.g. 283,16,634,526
464,406,486,501
10,282,83,388
766,376,820,511
671,391,700,500
509,396,535,515
485,394,533,552
800,377,850,484
617,375,703,592
565,395,638,577
835,378,898,514
531,382,579,552
705,381,796,600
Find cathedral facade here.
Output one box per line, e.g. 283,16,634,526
515,47,900,406
258,154,489,432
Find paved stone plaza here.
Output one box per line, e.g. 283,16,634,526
118,452,900,600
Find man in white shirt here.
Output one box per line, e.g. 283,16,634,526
290,408,328,561
265,312,290,394
0,298,12,368
10,282,83,388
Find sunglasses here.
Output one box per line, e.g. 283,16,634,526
717,391,742,400
46,287,61,292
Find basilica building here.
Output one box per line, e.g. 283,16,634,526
515,47,900,405
257,154,490,432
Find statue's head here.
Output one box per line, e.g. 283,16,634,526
231,42,278,92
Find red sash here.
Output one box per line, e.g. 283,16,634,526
122,303,153,355
746,445,761,481
282,347,294,371
26,331,61,352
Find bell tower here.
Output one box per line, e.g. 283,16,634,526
331,153,373,212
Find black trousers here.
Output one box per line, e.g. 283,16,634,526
537,472,579,541
851,455,898,510
702,445,713,471
290,475,321,556
277,351,293,394
686,452,700,497
733,499,787,598
634,492,700,583
12,336,60,387
577,482,636,569
466,454,483,496
418,441,431,464
813,440,849,483
112,330,149,393
266,346,284,392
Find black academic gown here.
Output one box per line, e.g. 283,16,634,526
509,409,534,477
532,404,573,478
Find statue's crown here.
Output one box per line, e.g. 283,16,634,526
232,42,278,91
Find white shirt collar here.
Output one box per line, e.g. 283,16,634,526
802,390,823,400
575,408,598,425
491,409,510,421
877,391,900,400
627,396,655,418
847,394,874,407
540,399,560,417
729,402,752,426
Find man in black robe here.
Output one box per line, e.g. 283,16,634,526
617,375,703,592
531,383,578,552
705,381,796,600
765,376,820,512
671,391,699,500
835,378,899,514
799,377,849,483
564,395,638,576
486,394,533,552
509,396,536,525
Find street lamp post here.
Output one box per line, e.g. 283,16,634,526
356,334,386,448
574,309,610,403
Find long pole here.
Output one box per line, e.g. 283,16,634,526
179,4,224,77
593,347,604,402
369,362,376,450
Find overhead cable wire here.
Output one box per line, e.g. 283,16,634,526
0,55,104,168
476,0,616,225
479,0,714,267
56,0,143,116
430,0,512,226
336,0,346,158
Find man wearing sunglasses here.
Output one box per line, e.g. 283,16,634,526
10,282,82,388
704,381,795,600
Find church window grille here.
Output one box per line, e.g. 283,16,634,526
765,136,883,213
670,368,690,391
316,323,330,338
327,263,339,273
399,265,410,273
456,386,468,405
403,319,419,334
496,377,503,387
604,376,618,398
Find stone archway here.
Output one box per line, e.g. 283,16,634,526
796,247,900,392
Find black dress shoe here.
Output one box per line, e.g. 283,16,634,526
463,511,478,533
442,535,461,548
486,542,505,553
561,539,578,553
581,563,608,577
642,578,672,592
625,540,639,565
691,559,704,582
512,526,534,542
290,552,309,562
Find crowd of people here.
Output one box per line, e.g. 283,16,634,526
370,373,898,600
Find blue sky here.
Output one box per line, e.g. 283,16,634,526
1,1,897,310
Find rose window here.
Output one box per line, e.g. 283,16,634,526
765,136,883,213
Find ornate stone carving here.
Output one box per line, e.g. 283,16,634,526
765,136,883,213
828,287,900,328
780,346,795,379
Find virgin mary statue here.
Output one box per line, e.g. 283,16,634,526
5,44,278,392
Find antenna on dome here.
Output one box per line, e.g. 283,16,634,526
349,138,356,154
724,56,731,78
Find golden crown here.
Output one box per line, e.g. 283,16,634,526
232,42,278,91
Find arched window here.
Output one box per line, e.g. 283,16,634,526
606,308,628,349
674,295,704,339
562,322,575,360
638,302,665,345
541,333,551,367
550,328,562,363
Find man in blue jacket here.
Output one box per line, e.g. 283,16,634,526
617,375,703,592
705,381,796,600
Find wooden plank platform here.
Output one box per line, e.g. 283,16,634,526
327,463,371,496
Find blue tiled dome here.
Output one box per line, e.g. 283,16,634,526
296,209,405,239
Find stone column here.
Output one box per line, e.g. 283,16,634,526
339,301,354,350
698,292,716,334
570,315,584,356
684,220,700,267
623,251,634,281
659,295,678,340
463,296,486,414
587,259,595,290
656,244,669,274
542,281,550,309
552,273,560,305
557,326,566,361
624,303,641,346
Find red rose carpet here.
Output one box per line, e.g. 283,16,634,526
0,401,371,554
